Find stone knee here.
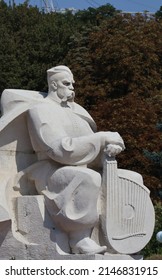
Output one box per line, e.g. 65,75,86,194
84,168,101,189
47,166,101,193
44,166,101,232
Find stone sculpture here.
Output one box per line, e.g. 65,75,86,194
0,65,155,259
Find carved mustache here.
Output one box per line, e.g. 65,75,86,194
62,91,75,102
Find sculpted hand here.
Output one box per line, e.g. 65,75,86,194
99,131,125,150
105,144,123,157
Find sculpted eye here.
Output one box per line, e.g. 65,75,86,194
63,81,71,86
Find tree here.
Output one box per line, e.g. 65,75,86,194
65,13,162,199
0,3,77,93
155,6,162,19
0,1,22,91
89,14,162,99
75,3,118,27
144,119,162,200
142,202,162,258
1,3,162,199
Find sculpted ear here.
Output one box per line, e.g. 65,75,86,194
51,81,57,91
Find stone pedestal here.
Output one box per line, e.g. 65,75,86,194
0,195,142,260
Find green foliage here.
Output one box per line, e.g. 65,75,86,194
65,12,162,199
144,150,162,169
75,4,118,26
155,6,162,19
66,13,162,104
145,254,162,260
144,122,162,200
0,2,77,92
0,1,162,258
89,14,162,98
142,202,162,258
0,2,162,200
156,122,162,132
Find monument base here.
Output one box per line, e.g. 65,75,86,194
0,224,142,260
0,195,142,260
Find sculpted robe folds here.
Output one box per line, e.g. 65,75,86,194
26,98,102,232
0,85,108,255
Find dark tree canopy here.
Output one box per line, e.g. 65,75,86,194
155,5,162,18
0,1,162,203
0,0,162,259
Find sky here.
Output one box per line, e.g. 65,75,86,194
5,0,162,13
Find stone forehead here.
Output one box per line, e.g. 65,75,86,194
47,65,73,79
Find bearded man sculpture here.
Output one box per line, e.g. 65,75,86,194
26,65,124,254
0,65,155,258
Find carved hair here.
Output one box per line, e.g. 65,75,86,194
47,65,73,92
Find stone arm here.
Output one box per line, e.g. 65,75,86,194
27,106,124,166
27,107,103,166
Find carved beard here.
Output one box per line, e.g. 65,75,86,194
58,89,75,103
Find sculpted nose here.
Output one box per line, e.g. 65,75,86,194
70,84,74,90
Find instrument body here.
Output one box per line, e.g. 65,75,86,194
101,152,155,254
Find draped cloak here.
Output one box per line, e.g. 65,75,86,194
0,89,101,231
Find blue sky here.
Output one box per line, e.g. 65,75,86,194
6,1,162,13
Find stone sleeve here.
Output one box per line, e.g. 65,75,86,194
27,107,101,166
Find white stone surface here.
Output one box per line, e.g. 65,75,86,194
0,65,155,259
101,154,155,254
